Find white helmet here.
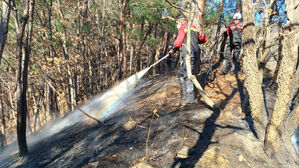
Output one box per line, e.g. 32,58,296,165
233,13,242,20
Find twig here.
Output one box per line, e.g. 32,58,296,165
164,0,190,13
146,108,159,156
129,116,147,129
32,57,103,125
161,15,176,21
1,57,15,71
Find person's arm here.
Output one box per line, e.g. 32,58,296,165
238,24,244,31
173,27,186,52
226,25,231,36
198,31,208,44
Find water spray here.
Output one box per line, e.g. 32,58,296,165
86,54,171,121
0,53,171,161
149,54,170,68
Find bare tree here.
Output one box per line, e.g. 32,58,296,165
242,0,265,138
212,0,223,59
194,0,206,30
264,0,299,156
16,0,35,156
0,96,7,149
0,0,11,64
120,0,129,77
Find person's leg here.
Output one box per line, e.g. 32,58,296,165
178,60,195,104
178,75,187,101
230,45,241,74
185,78,195,103
185,52,196,104
221,44,232,75
167,56,172,71
178,54,187,105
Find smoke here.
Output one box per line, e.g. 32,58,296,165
0,67,150,162
291,127,299,154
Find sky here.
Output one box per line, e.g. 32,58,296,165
173,0,288,26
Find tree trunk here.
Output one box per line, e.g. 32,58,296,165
48,79,59,119
81,0,88,58
234,0,240,13
67,64,75,111
56,0,76,111
242,0,265,138
9,86,17,125
16,0,34,157
25,0,34,134
0,131,4,150
120,0,128,77
129,45,134,74
136,24,153,71
0,97,7,148
269,23,283,86
194,0,206,30
153,45,162,75
264,0,299,156
0,0,11,64
213,0,223,59
46,0,57,59
31,84,40,131
257,0,276,63
81,0,93,95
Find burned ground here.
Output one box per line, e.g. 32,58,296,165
0,71,298,168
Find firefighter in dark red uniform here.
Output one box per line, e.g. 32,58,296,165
220,13,244,75
169,14,207,105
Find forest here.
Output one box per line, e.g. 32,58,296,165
0,0,298,167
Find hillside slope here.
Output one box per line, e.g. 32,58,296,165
0,72,298,168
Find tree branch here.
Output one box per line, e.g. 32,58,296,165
164,0,190,13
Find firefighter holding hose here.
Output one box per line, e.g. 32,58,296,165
169,14,207,106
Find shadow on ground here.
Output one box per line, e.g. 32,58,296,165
0,74,298,168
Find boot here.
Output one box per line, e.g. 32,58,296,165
220,59,230,75
184,79,196,104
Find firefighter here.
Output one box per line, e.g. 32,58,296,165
169,14,207,105
220,13,244,75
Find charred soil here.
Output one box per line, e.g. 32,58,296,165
0,71,298,168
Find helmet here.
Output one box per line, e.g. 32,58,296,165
233,13,242,20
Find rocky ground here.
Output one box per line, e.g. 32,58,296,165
0,69,298,168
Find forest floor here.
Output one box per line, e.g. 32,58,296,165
0,68,298,168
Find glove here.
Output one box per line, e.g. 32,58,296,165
168,49,174,55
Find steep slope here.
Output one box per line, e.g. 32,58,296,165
0,72,298,168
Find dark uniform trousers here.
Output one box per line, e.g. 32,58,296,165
178,47,200,104
222,43,241,74
221,23,243,74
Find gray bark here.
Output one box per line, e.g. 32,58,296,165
16,0,32,156
264,0,299,156
0,0,11,64
242,0,265,138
